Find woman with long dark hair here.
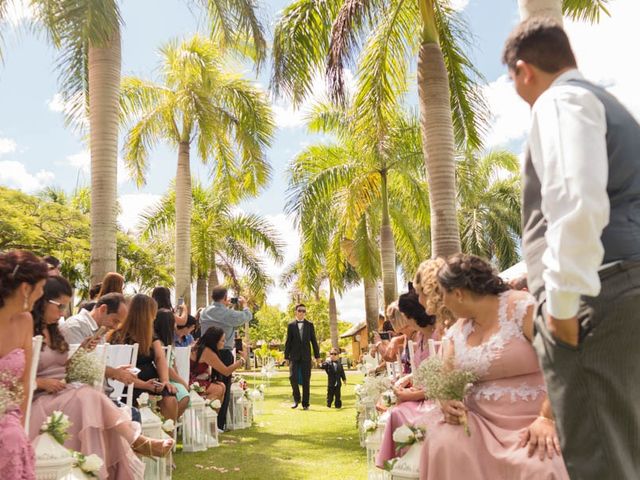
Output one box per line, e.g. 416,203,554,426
189,326,244,402
0,250,49,479
417,254,568,480
30,278,172,479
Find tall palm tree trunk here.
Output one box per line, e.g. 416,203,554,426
364,278,379,342
417,3,461,259
518,0,563,22
89,28,121,284
196,272,207,309
329,281,339,349
208,261,219,294
175,141,192,306
379,171,397,308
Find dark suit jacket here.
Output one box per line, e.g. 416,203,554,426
321,360,347,387
284,319,320,363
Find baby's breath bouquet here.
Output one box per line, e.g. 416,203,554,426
66,348,104,387
0,371,24,417
414,357,477,436
41,410,72,445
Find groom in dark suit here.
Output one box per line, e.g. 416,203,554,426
284,303,320,410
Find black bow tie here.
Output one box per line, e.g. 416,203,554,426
296,320,304,324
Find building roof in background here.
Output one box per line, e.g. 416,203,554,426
340,321,367,338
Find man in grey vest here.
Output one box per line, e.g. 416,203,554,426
504,18,640,479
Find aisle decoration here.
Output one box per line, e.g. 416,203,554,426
204,399,221,447
413,357,477,436
388,425,426,480
182,385,207,452
356,375,391,447
138,392,172,479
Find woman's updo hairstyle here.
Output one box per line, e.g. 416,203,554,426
0,250,49,308
385,302,410,332
438,253,509,296
413,258,454,327
398,291,435,328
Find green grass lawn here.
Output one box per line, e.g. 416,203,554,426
174,370,366,479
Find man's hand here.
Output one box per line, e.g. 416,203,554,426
546,315,579,347
108,365,137,384
238,296,248,308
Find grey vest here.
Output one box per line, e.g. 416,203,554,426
523,78,640,298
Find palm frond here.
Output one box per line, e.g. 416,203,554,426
563,0,610,22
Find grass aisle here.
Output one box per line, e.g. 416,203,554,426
174,370,366,479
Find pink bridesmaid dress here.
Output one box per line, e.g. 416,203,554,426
418,290,569,480
376,331,439,468
29,346,144,480
0,348,35,479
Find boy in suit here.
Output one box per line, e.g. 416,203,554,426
321,348,347,408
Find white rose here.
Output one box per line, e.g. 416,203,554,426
137,392,150,407
392,425,415,444
81,454,104,473
210,399,221,409
162,419,175,433
363,420,377,432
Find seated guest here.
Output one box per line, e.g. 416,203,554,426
89,282,102,300
97,272,124,297
110,294,181,426
30,277,172,480
175,314,197,347
60,293,141,421
154,309,190,418
0,250,49,479
190,326,244,403
417,254,568,480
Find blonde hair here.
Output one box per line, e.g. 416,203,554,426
413,258,455,328
385,301,411,332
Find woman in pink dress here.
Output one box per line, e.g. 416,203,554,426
30,276,173,480
0,250,49,479
417,254,569,480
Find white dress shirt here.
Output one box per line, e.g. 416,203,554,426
60,308,100,344
297,321,304,340
528,69,610,319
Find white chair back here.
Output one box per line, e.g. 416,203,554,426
25,335,43,433
428,338,449,358
407,340,417,373
105,343,139,409
174,346,191,384
162,345,173,366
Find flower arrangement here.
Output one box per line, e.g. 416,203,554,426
66,348,104,387
381,390,397,408
137,392,150,408
72,452,103,478
392,424,426,451
205,399,222,410
190,382,205,394
413,357,477,436
41,410,72,445
356,375,392,405
0,370,23,417
363,419,378,433
161,419,175,433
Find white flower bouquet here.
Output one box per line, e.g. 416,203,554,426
413,357,477,436
205,399,221,410
72,452,103,478
190,382,205,394
381,389,397,407
363,419,377,433
137,392,150,408
41,410,72,445
392,424,426,451
161,419,175,433
66,348,104,387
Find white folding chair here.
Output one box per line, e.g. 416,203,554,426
174,346,191,384
24,335,43,433
105,343,139,410
427,339,441,358
407,340,417,373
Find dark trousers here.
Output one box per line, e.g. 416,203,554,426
327,384,342,408
289,360,311,407
533,261,640,480
218,348,235,430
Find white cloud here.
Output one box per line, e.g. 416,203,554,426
118,193,162,233
0,137,17,155
272,103,307,129
450,0,470,11
47,93,66,113
263,213,300,310
0,160,54,192
484,0,640,148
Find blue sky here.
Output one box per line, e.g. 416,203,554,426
1,0,637,322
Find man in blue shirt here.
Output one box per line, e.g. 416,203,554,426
199,286,252,430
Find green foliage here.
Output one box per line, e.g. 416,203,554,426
250,304,289,345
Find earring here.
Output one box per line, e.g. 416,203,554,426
23,295,29,311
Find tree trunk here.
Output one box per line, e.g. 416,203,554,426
196,272,207,309
329,281,339,349
379,171,397,309
208,263,219,298
364,278,379,342
89,28,121,285
175,141,192,306
417,41,461,259
518,0,563,22
244,321,251,371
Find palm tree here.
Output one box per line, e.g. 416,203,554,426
272,0,488,258
140,182,284,309
30,0,267,285
121,35,275,305
518,0,610,22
